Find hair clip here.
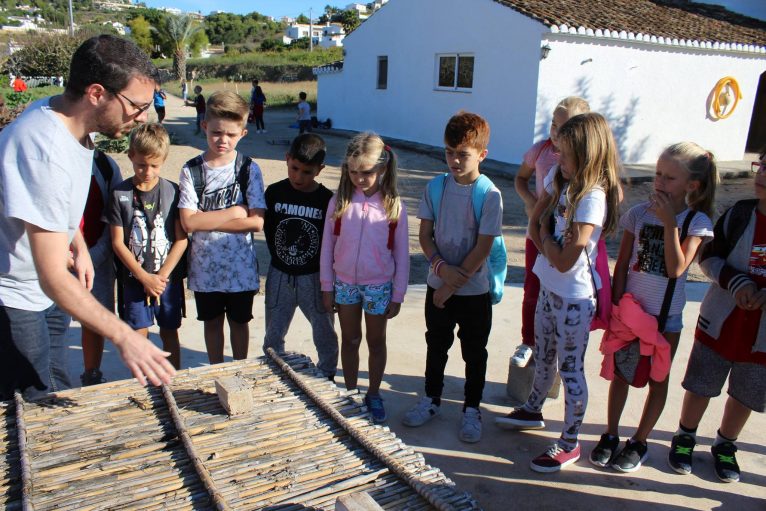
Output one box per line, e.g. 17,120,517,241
384,145,391,151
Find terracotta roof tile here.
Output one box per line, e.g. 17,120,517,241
493,0,766,46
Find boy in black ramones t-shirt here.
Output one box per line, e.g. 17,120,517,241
263,134,338,378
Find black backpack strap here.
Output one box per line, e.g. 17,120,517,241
235,152,251,207
186,155,206,207
658,210,697,331
93,150,114,184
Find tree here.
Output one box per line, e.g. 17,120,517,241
128,15,153,54
340,9,361,33
4,32,86,78
296,13,310,24
259,38,285,52
156,13,204,81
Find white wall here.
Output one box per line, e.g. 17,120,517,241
536,35,766,163
317,0,544,165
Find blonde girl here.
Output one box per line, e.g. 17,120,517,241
496,113,621,473
513,96,591,367
591,142,717,472
320,132,409,423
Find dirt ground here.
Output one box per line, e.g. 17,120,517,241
108,94,756,286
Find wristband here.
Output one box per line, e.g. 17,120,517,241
428,252,441,265
434,260,445,277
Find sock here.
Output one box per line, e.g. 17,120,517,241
677,423,697,439
430,396,441,407
714,429,736,446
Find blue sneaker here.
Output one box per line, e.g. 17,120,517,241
365,393,387,423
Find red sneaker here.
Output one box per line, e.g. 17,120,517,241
531,443,581,473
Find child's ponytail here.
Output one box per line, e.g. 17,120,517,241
663,142,719,218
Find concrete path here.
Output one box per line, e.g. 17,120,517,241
62,93,766,510
63,282,766,510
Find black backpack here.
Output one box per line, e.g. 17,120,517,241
700,199,757,263
186,152,253,209
93,150,114,184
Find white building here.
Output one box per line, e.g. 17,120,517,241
316,0,766,165
345,3,368,15
283,23,346,48
320,24,346,48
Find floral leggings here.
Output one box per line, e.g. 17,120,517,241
523,286,595,449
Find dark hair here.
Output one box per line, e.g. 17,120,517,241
444,111,490,151
288,133,326,166
65,35,158,99
299,91,307,100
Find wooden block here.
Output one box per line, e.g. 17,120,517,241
506,358,561,404
336,492,383,511
214,376,253,416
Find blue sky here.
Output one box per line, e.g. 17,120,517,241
140,1,328,18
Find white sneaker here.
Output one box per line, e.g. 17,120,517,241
261,129,267,133
402,396,440,427
256,129,262,134
510,344,533,367
460,407,482,443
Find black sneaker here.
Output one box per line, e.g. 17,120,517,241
611,439,649,473
80,368,106,387
589,433,621,468
667,433,696,475
711,441,740,483
494,408,545,430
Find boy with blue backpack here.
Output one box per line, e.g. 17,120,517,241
402,111,505,443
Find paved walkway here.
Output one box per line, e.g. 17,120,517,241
65,94,766,510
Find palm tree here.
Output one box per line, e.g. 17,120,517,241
158,13,202,81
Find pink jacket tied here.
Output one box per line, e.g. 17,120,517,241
320,189,409,303
600,293,672,383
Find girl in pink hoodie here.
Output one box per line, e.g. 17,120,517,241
320,132,409,423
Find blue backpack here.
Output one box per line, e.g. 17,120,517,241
427,173,507,305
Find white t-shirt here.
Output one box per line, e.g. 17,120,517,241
622,202,713,315
0,98,94,310
533,170,606,299
297,101,311,121
417,174,503,296
178,153,267,293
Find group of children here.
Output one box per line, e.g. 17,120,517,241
78,89,761,484
492,96,760,483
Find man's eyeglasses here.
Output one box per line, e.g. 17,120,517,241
752,161,766,173
105,87,151,115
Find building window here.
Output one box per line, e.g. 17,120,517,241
377,56,388,90
436,54,474,91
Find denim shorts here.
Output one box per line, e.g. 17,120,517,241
123,276,183,330
334,279,392,315
659,313,683,333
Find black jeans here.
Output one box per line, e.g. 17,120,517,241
424,286,492,409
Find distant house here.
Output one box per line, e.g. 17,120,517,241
316,0,766,165
283,22,346,48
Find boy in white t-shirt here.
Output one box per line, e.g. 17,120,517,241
297,91,312,134
178,91,266,364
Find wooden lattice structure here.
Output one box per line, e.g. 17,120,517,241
0,351,480,510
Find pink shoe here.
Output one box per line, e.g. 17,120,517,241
531,443,581,473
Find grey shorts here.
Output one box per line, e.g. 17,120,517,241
682,340,766,413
